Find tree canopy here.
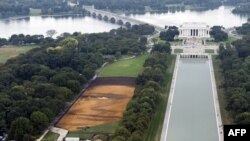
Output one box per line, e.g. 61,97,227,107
218,22,250,124
0,24,154,140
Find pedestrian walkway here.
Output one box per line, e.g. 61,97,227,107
50,127,68,141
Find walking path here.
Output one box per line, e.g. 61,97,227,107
208,55,223,141
36,130,49,141
50,127,68,141
36,126,68,141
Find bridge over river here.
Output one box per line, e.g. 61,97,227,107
83,6,165,32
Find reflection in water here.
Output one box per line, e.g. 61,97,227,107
0,16,120,38
127,6,249,28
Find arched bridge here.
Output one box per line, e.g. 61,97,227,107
84,6,165,32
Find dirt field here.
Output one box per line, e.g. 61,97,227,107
57,78,135,131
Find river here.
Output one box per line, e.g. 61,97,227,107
0,6,248,38
128,6,248,28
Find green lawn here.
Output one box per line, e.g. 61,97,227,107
0,46,39,63
41,131,59,141
205,49,215,54
99,54,149,77
212,56,234,124
174,49,183,53
144,55,176,141
67,121,119,139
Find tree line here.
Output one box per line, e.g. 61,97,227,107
218,23,250,124
80,0,221,12
111,42,171,141
0,24,155,141
0,0,85,18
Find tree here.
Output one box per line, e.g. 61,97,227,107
236,112,250,124
46,29,57,37
30,111,49,134
125,22,131,29
160,26,179,41
60,37,79,50
114,127,131,139
0,38,8,46
8,117,33,141
66,80,80,93
210,26,228,42
140,37,147,45
152,43,171,54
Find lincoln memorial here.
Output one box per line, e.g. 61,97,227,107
178,22,210,45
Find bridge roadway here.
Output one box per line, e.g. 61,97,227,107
83,6,165,32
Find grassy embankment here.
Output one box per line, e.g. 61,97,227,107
67,121,119,139
99,54,149,77
0,46,39,63
41,131,60,141
207,35,238,46
174,49,183,53
205,49,215,54
144,55,176,141
212,56,234,124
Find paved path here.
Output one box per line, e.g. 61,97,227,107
208,55,223,141
36,126,68,141
36,130,49,141
171,45,219,54
50,127,68,141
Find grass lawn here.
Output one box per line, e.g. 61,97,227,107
99,54,149,77
29,8,42,15
212,56,234,124
0,46,39,63
41,131,59,141
67,121,119,139
174,49,183,53
207,35,238,46
143,55,176,141
170,40,182,46
205,49,215,54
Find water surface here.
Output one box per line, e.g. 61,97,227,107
127,6,248,28
0,15,119,38
166,59,218,141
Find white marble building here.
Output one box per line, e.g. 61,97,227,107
178,22,210,45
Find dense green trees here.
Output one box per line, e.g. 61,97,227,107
0,25,153,140
80,0,221,12
233,3,250,13
30,111,49,134
160,26,179,41
210,26,228,42
218,23,250,124
112,42,171,141
0,0,86,18
8,117,33,141
236,23,250,35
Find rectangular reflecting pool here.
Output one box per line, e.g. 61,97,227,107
166,58,219,141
